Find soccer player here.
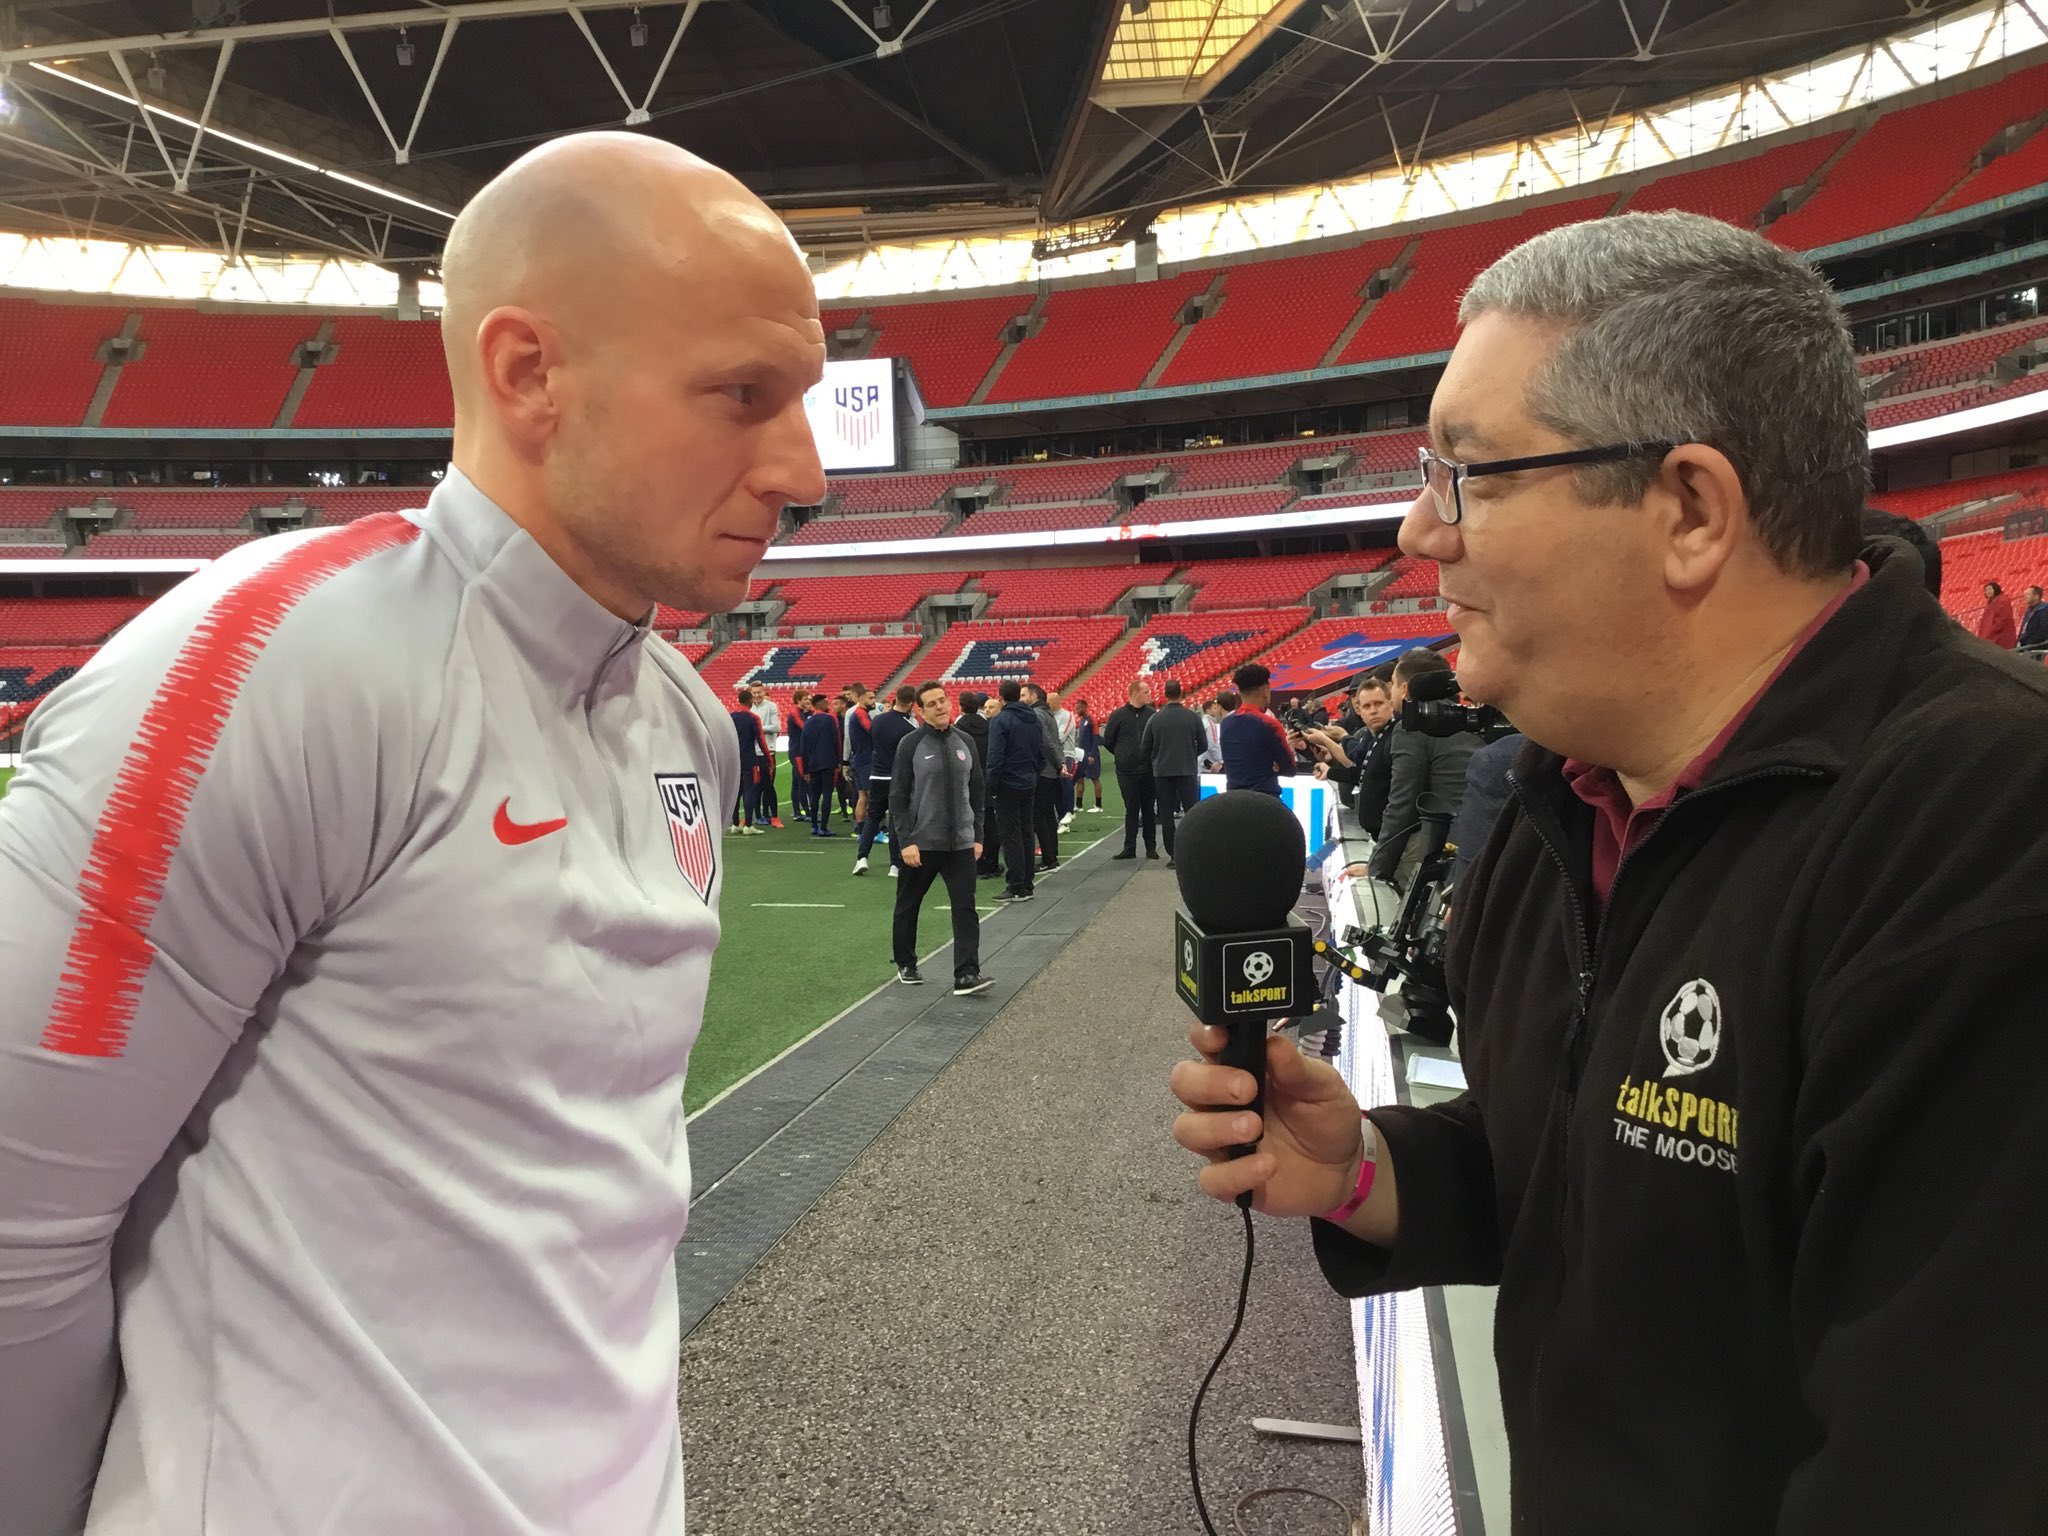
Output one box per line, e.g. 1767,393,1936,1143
730,683,771,833
749,682,785,828
888,682,991,995
0,133,826,1535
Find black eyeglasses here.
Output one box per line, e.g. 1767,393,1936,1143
1417,440,1678,526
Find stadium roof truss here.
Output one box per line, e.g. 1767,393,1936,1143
0,0,2039,304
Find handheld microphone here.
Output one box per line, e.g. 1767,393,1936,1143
1171,792,1318,1175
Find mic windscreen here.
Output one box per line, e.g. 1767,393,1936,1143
1173,790,1306,932
1405,668,1459,703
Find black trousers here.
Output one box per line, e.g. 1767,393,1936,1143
1117,770,1157,854
892,847,981,976
808,769,836,830
732,767,762,827
977,793,1001,874
993,783,1037,893
1155,773,1200,855
790,761,810,816
858,780,898,864
1033,776,1060,867
758,759,779,819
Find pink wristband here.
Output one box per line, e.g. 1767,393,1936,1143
1323,1113,1378,1223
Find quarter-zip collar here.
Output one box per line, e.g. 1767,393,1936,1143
421,466,652,709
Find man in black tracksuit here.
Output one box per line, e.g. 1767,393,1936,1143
1023,682,1063,871
888,682,991,994
1170,212,2048,1534
1098,679,1157,861
984,681,1043,900
855,684,918,876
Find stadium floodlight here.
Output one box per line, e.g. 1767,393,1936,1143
872,3,892,28
396,25,415,65
0,77,13,125
147,53,166,92
630,6,649,45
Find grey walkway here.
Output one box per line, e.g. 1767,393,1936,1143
677,860,1366,1536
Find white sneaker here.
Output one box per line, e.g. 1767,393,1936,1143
887,865,899,878
852,856,869,875
1058,814,1074,832
1086,806,1101,814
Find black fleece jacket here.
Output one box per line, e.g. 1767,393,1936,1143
1315,543,2048,1535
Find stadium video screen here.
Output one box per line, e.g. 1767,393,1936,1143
803,357,899,472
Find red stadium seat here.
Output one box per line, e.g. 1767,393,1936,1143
783,514,950,547
1168,443,1311,492
951,502,1119,538
773,572,973,626
865,295,1025,408
926,616,1129,696
696,634,925,716
0,598,151,645
296,316,453,429
1124,488,1295,526
1180,552,1394,610
974,567,1149,617
1159,237,1409,386
1624,132,1851,226
0,298,120,429
102,310,312,430
1938,530,2048,630
985,271,1213,403
1378,557,1440,600
1081,608,1313,717
74,532,259,560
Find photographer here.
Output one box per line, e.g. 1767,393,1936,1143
1302,677,1392,809
1170,212,2048,1533
1367,649,1479,889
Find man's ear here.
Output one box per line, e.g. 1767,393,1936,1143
472,306,560,446
1651,442,1746,594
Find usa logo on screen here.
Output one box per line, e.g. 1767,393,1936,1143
833,383,883,451
656,772,718,903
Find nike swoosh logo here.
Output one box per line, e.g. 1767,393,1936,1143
494,798,568,846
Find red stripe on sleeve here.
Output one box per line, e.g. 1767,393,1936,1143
41,514,423,1059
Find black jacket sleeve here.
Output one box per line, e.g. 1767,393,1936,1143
888,730,919,844
1099,708,1124,762
1775,912,2048,1532
1355,728,1393,836
1369,728,1428,879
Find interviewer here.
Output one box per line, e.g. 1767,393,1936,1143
1170,211,2048,1535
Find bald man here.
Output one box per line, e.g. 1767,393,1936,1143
0,133,826,1536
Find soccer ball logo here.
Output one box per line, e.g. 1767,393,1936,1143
1182,938,1196,973
1242,950,1274,986
1659,979,1722,1079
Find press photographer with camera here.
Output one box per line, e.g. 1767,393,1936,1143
1169,211,2048,1533
1301,677,1393,812
1367,649,1480,889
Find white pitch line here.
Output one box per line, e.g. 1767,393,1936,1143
750,902,847,908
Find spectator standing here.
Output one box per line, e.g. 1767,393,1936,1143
749,682,785,828
1051,688,1080,828
800,694,842,836
1977,581,2017,649
856,685,918,877
1100,680,1158,862
1200,697,1228,771
954,691,998,877
1072,697,1104,813
1218,663,1296,796
2020,585,2048,651
843,684,875,825
729,684,771,834
787,688,813,821
888,682,994,995
985,680,1043,901
1142,678,1209,867
1022,682,1063,872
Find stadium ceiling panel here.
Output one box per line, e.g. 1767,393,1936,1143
0,0,1991,272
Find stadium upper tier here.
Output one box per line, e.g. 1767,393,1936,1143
5,58,2047,425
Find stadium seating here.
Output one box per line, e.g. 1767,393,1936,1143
1378,556,1441,599
1623,131,1851,226
1256,614,1451,694
0,544,68,561
988,458,1141,504
1327,428,1430,477
1157,236,1410,386
122,491,259,529
974,566,1150,618
865,294,1024,408
1883,317,2048,394
0,597,150,644
772,572,972,626
0,490,76,528
1936,118,2048,211
1124,487,1294,526
986,272,1214,403
1181,552,1392,610
307,488,432,523
783,513,949,546
951,501,1118,538
1937,530,2048,626
1079,608,1312,719
295,315,454,428
695,634,925,714
926,616,1129,696
1766,60,2048,247
0,646,95,736
1168,442,1308,492
0,298,117,428
1290,490,1413,517
102,310,311,429
1335,196,1611,364
74,532,257,560
830,470,985,514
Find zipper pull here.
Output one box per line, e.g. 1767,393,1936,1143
1577,968,1594,1010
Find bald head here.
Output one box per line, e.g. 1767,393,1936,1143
442,132,799,414
439,132,827,621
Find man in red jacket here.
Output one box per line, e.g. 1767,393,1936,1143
1172,210,2048,1535
1975,579,2017,648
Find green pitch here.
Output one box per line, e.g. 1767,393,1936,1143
0,758,1126,1113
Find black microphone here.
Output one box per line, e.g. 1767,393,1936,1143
1171,792,1317,1179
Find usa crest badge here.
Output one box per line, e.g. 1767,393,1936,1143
656,772,718,902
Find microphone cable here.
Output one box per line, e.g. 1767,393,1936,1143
1190,1194,1256,1536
